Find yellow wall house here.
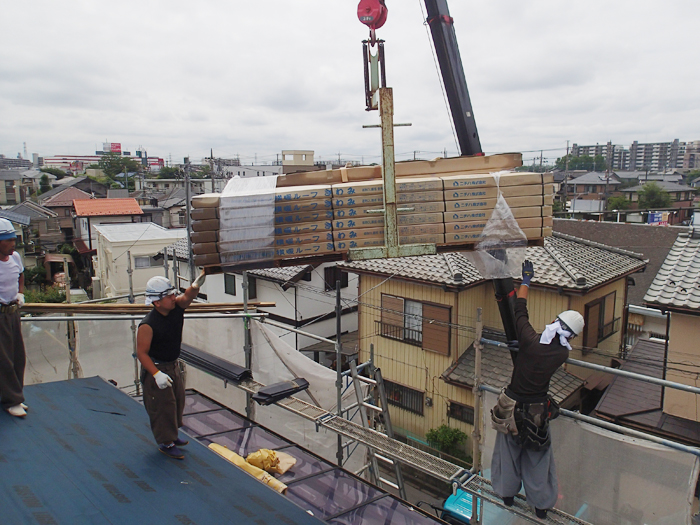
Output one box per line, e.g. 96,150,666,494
339,232,647,448
643,226,700,434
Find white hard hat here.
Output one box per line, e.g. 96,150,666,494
0,218,17,241
145,276,176,306
557,310,585,336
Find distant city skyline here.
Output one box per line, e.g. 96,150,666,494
2,1,698,166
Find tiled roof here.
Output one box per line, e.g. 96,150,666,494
644,232,700,311
0,210,31,226
594,338,700,445
442,333,584,404
621,181,693,193
567,171,621,185
9,201,58,219
164,238,189,260
73,198,143,216
42,187,92,207
339,233,647,291
553,219,682,305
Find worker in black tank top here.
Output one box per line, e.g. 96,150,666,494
136,271,206,460
491,260,584,519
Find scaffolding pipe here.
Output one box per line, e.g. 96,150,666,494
336,280,343,467
481,337,700,396
262,318,336,345
21,313,268,322
76,293,146,304
479,383,700,457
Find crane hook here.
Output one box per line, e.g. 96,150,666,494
357,0,388,46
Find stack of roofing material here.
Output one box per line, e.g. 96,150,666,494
329,177,446,251
441,171,554,245
188,154,555,268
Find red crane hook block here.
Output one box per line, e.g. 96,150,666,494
357,0,388,31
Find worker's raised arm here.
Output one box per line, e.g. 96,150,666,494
176,270,206,309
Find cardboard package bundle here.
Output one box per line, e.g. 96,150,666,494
440,172,554,244
188,154,557,268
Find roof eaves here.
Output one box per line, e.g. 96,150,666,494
553,231,647,261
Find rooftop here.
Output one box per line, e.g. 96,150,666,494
74,198,143,217
95,223,186,244
644,231,700,312
442,330,585,405
41,186,92,207
0,209,31,226
595,338,700,445
621,181,694,193
565,171,621,185
339,232,647,292
0,377,322,524
9,200,58,220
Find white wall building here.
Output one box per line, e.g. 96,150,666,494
93,223,186,298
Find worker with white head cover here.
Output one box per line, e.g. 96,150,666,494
0,218,28,418
137,269,206,459
491,260,584,519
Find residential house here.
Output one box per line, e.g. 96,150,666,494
134,178,213,194
9,200,62,250
594,221,700,446
40,176,109,201
0,210,30,262
73,198,144,251
92,223,186,298
620,181,695,224
162,238,359,357
338,233,647,444
0,170,23,205
561,171,622,213
158,188,188,229
21,169,56,198
40,187,93,243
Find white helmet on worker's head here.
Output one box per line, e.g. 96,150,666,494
0,218,17,241
557,310,585,337
145,276,176,306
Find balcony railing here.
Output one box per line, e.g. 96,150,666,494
376,320,422,346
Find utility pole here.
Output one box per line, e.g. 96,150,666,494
604,141,612,214
335,280,343,467
243,271,254,420
209,148,216,193
64,257,79,380
184,157,195,282
563,140,570,213
539,150,543,170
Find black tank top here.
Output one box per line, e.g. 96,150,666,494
139,304,185,362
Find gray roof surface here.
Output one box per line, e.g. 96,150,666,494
554,219,682,305
9,200,58,219
340,233,647,291
621,181,694,193
644,232,700,311
442,334,584,404
566,171,621,185
0,171,22,180
0,209,31,226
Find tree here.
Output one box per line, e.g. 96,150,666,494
555,154,607,172
638,182,672,209
40,167,67,180
156,166,181,179
606,195,630,211
686,170,700,184
39,174,52,194
98,153,142,178
552,200,565,213
426,425,470,461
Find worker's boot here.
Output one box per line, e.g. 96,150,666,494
535,508,548,519
502,496,514,507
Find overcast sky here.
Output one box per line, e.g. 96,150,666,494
1,1,698,166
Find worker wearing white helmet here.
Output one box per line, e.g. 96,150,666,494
0,218,28,418
491,260,584,520
136,269,206,460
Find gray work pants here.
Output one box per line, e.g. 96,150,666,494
142,361,185,445
0,311,26,409
491,431,559,510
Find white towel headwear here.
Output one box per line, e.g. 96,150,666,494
540,320,573,350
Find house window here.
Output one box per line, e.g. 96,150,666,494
448,402,475,425
224,273,236,296
324,266,348,291
134,256,160,268
384,380,424,416
583,291,620,350
380,294,451,355
178,210,186,226
247,276,257,300
64,209,71,216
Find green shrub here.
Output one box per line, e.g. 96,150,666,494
426,424,469,459
25,285,66,303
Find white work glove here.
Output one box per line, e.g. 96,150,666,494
192,270,206,289
153,371,173,389
15,293,25,307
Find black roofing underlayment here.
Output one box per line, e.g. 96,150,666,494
0,376,322,525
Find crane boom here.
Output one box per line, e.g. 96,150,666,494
423,0,482,156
